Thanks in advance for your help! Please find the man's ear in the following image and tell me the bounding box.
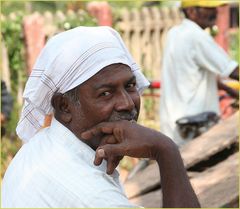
[51,93,72,124]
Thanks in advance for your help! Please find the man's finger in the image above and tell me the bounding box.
[113,127,124,143]
[94,135,119,167]
[106,156,116,175]
[100,144,125,160]
[107,156,123,175]
[100,135,117,145]
[81,122,117,139]
[94,148,105,166]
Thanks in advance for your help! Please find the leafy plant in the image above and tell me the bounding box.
[229,29,239,62]
[2,13,26,93]
[56,9,97,31]
[1,12,27,135]
[1,136,22,178]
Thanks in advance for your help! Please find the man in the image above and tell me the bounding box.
[160,0,239,146]
[2,26,200,208]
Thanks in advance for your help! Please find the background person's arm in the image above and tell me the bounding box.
[81,121,201,208]
[194,32,238,78]
[217,79,239,99]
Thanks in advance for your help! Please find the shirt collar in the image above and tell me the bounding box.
[48,117,119,178]
[183,18,203,30]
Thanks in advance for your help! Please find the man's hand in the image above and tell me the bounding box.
[81,120,167,174]
[81,120,201,208]
[81,120,167,158]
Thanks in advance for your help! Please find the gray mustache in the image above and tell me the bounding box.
[108,109,138,122]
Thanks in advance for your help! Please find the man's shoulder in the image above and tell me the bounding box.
[173,19,205,35]
[168,19,201,40]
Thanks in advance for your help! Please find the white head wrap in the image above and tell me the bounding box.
[16,26,149,143]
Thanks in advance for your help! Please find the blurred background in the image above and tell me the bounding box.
[1,1,239,202]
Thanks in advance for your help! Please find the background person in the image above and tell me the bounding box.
[160,0,239,146]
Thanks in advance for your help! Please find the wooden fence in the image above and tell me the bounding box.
[116,6,183,80]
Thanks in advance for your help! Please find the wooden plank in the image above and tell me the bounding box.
[124,169,199,200]
[124,112,238,198]
[124,162,160,198]
[191,153,239,208]
[126,171,200,207]
[131,189,162,208]
[180,111,238,168]
[130,152,239,208]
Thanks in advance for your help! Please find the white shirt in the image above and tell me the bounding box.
[160,19,238,146]
[2,118,139,208]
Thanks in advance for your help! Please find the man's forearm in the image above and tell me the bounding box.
[155,138,200,208]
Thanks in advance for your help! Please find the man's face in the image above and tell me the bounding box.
[188,7,218,29]
[70,63,141,149]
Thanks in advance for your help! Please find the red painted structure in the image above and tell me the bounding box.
[23,14,45,76]
[87,1,112,26]
[215,4,230,52]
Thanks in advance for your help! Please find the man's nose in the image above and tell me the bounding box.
[115,90,135,112]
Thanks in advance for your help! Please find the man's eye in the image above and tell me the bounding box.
[100,91,111,97]
[126,82,136,89]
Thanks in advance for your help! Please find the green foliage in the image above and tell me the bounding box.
[1,136,22,178]
[1,13,27,135]
[144,96,154,116]
[110,1,142,9]
[2,1,61,15]
[5,99,21,135]
[229,30,239,63]
[1,13,26,94]
[56,10,97,31]
[120,156,135,171]
[1,1,26,15]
